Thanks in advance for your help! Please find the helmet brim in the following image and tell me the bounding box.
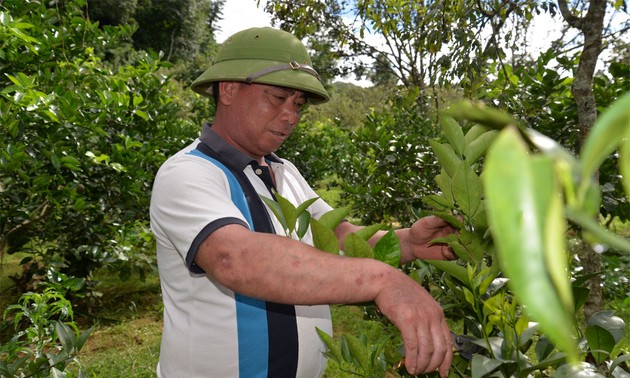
[191,59,330,105]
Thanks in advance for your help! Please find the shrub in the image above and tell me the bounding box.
[0,0,197,290]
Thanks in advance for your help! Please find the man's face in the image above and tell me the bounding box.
[225,82,307,159]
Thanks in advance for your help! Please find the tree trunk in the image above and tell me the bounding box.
[557,0,607,320]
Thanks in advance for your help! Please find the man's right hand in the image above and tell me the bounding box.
[374,271,453,377]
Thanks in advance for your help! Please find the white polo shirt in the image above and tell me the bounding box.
[150,126,334,378]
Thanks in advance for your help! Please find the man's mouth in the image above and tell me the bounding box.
[271,131,288,137]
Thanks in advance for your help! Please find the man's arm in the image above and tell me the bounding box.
[194,223,453,377]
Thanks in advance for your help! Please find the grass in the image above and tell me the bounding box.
[75,317,161,377]
[63,270,163,377]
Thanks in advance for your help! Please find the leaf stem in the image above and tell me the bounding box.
[565,208,630,254]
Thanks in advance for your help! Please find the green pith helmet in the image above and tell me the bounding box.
[191,27,330,104]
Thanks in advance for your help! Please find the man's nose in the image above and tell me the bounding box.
[280,102,301,125]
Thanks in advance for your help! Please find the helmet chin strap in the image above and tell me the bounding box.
[244,61,321,83]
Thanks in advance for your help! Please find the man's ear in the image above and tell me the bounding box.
[218,82,239,105]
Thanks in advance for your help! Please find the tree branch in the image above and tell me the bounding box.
[558,0,583,29]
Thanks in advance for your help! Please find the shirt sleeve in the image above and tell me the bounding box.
[150,152,250,273]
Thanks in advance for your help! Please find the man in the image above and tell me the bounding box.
[150,27,456,378]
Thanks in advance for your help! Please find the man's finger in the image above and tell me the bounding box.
[439,321,454,377]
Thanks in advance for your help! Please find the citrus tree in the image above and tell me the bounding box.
[0,0,198,290]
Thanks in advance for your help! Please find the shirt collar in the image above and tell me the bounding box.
[199,123,283,170]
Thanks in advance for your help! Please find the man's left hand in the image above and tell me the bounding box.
[403,215,458,262]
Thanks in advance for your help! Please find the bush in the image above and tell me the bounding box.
[341,88,441,226]
[0,0,197,290]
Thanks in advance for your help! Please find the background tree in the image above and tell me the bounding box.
[0,0,201,291]
[265,0,549,107]
[86,0,224,63]
[85,0,138,26]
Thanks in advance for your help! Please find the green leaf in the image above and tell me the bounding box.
[429,141,461,177]
[443,100,521,130]
[354,223,385,241]
[344,233,373,259]
[276,194,299,233]
[434,170,455,206]
[580,92,630,182]
[426,260,471,289]
[452,162,482,217]
[422,210,464,232]
[296,211,311,240]
[76,327,94,351]
[440,116,465,155]
[459,229,488,263]
[587,310,625,344]
[470,202,488,230]
[343,334,369,370]
[261,195,288,232]
[534,336,555,362]
[295,197,319,217]
[585,325,615,365]
[55,321,74,352]
[542,163,574,317]
[373,230,401,267]
[110,162,126,172]
[465,129,497,164]
[310,218,340,254]
[483,126,578,363]
[133,94,144,106]
[60,155,81,171]
[316,327,343,363]
[422,194,452,211]
[464,124,490,145]
[276,195,318,237]
[463,287,475,307]
[340,336,352,364]
[471,354,503,378]
[318,206,351,231]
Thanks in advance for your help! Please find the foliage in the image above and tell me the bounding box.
[278,118,354,185]
[478,49,630,223]
[1,286,93,377]
[266,1,560,100]
[428,96,629,376]
[85,0,223,63]
[340,88,441,226]
[268,95,630,377]
[0,0,197,291]
[301,82,395,131]
[279,81,396,188]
